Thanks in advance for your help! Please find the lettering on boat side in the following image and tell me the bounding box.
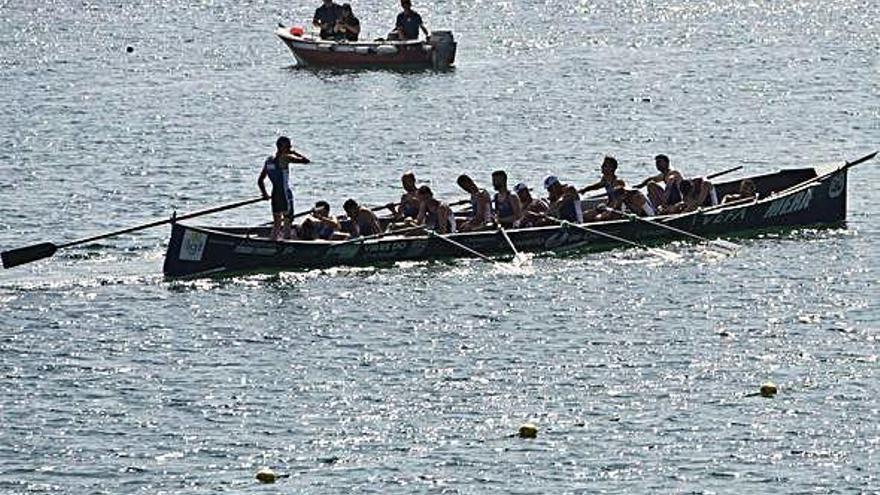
[827,174,845,199]
[179,230,208,261]
[763,189,813,219]
[702,208,747,226]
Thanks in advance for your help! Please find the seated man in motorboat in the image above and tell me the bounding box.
[666,178,718,213]
[456,174,493,232]
[342,198,382,237]
[514,182,551,227]
[414,185,456,234]
[300,200,349,240]
[491,170,523,228]
[636,154,684,212]
[544,175,583,223]
[332,3,361,41]
[313,0,342,40]
[386,171,421,220]
[390,0,429,40]
[721,179,757,204]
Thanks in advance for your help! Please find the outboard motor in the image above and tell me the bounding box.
[428,31,456,69]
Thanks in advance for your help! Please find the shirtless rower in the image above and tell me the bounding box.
[386,171,421,220]
[300,200,349,240]
[257,136,311,240]
[342,198,382,237]
[544,175,583,223]
[666,177,717,213]
[514,182,550,227]
[579,155,627,221]
[637,154,683,213]
[456,174,493,232]
[491,170,523,228]
[415,185,456,234]
[597,185,656,220]
[721,179,757,204]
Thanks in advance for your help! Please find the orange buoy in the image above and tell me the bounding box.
[290,26,304,36]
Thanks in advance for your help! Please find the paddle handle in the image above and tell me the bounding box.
[58,197,266,249]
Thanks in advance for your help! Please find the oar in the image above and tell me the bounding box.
[603,207,739,252]
[497,226,529,266]
[425,229,502,266]
[539,213,682,261]
[1,197,267,269]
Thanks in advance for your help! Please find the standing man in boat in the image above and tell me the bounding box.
[313,0,342,40]
[544,175,583,223]
[391,0,429,40]
[491,170,523,228]
[257,136,311,240]
[456,174,493,232]
[636,154,683,212]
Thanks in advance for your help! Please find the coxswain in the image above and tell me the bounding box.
[257,136,310,240]
[514,182,550,227]
[387,171,421,220]
[637,154,684,212]
[667,177,718,213]
[456,174,493,232]
[544,175,583,223]
[415,185,456,234]
[721,179,757,204]
[313,0,342,40]
[491,170,523,228]
[342,199,382,237]
[391,0,429,40]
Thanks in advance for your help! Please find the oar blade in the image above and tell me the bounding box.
[1,242,58,269]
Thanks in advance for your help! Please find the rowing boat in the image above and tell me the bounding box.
[162,156,869,279]
[274,27,456,70]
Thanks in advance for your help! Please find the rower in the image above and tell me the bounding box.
[514,182,550,227]
[667,177,717,213]
[637,154,683,212]
[597,186,656,220]
[415,185,456,234]
[257,136,311,240]
[544,175,583,223]
[387,171,421,220]
[491,170,523,228]
[391,0,429,40]
[721,179,757,204]
[313,0,342,40]
[456,174,493,232]
[578,155,625,197]
[305,200,348,240]
[342,199,382,237]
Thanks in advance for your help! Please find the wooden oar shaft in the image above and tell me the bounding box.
[427,230,497,264]
[603,207,720,245]
[58,197,266,249]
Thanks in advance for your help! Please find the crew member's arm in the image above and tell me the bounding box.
[510,194,523,227]
[416,201,428,225]
[636,173,662,189]
[257,165,269,199]
[284,149,310,164]
[313,10,323,29]
[419,19,429,38]
[368,211,382,235]
[437,205,451,234]
[577,180,604,195]
[693,181,710,207]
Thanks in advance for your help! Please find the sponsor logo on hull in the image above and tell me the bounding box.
[764,189,812,219]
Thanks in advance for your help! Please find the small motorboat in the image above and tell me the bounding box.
[274,26,456,70]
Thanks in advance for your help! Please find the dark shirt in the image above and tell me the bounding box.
[314,4,342,39]
[395,10,423,40]
[339,15,359,41]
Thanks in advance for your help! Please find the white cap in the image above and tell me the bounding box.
[544,175,560,190]
[514,182,529,193]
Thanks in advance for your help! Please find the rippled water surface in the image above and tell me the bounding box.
[1,1,878,493]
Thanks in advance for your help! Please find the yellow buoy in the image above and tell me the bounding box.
[255,467,277,484]
[518,422,538,439]
[760,382,778,398]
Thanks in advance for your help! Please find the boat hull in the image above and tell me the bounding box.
[275,28,456,70]
[162,165,851,279]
